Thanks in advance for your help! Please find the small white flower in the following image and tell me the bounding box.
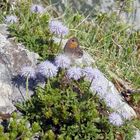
[30,4,45,14]
[109,112,123,126]
[55,54,71,69]
[49,20,69,36]
[5,15,18,24]
[67,67,82,80]
[20,66,36,79]
[37,60,58,78]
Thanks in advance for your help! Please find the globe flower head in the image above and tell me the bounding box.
[104,93,119,108]
[67,67,82,80]
[5,15,18,24]
[37,60,58,78]
[30,4,45,14]
[55,54,71,69]
[20,66,36,79]
[109,112,123,126]
[90,68,108,98]
[49,20,69,36]
[83,67,95,81]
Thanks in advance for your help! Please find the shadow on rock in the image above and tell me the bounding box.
[11,74,46,103]
[11,74,37,91]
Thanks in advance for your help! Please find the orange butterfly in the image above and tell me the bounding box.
[64,37,83,58]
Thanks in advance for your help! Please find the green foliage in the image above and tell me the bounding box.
[7,1,60,60]
[0,0,11,15]
[17,77,100,139]
[64,8,140,105]
[0,112,40,139]
[13,71,135,139]
[65,8,140,87]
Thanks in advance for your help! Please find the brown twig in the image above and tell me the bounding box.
[0,113,11,120]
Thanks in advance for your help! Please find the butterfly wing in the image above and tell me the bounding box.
[74,46,83,58]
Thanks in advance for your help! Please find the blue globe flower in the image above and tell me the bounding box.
[67,67,82,80]
[37,60,58,78]
[55,54,71,69]
[49,20,69,36]
[109,112,123,126]
[30,4,45,14]
[20,66,36,79]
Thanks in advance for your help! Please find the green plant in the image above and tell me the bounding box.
[13,69,135,140]
[0,1,140,139]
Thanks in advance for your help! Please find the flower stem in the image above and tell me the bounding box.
[26,76,33,106]
[26,76,29,99]
[58,34,63,49]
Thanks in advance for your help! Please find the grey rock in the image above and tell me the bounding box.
[0,25,39,114]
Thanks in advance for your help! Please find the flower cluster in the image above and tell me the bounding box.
[84,67,107,97]
[55,54,71,69]
[104,93,119,108]
[67,67,82,80]
[37,60,58,78]
[108,110,132,126]
[5,15,18,24]
[83,67,95,81]
[20,53,71,80]
[49,20,69,36]
[20,66,36,79]
[20,61,58,80]
[19,59,132,128]
[30,4,45,14]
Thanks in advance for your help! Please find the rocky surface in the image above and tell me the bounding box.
[0,24,39,114]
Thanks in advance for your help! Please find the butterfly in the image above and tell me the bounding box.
[64,37,83,58]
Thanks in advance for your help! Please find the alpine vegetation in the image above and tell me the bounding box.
[67,67,83,80]
[20,66,36,79]
[55,54,71,69]
[1,1,139,139]
[49,20,69,36]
